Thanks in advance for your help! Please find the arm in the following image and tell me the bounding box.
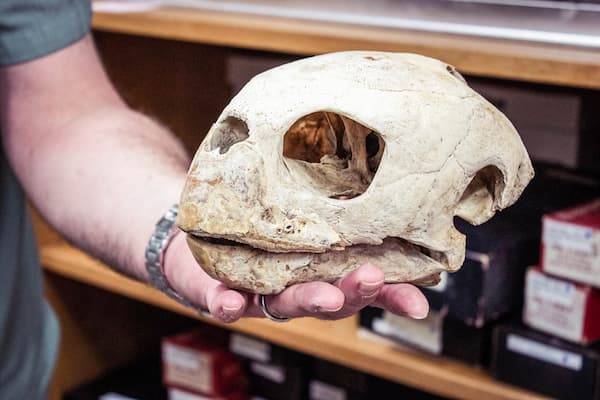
[0,34,428,322]
[0,34,185,281]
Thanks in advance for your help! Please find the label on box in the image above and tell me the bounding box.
[372,309,443,354]
[506,334,583,371]
[309,380,347,400]
[528,269,577,306]
[99,394,137,400]
[250,362,285,384]
[543,216,600,287]
[163,343,213,393]
[525,270,586,342]
[230,333,271,362]
[169,388,213,400]
[543,219,595,253]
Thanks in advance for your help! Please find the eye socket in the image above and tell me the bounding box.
[283,111,385,200]
[208,116,249,154]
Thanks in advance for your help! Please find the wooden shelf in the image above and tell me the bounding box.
[93,6,600,89]
[41,242,548,400]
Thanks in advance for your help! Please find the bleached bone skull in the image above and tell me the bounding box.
[178,51,533,295]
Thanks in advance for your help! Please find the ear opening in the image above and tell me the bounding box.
[455,165,505,225]
[283,112,385,200]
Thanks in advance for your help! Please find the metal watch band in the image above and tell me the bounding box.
[145,204,192,307]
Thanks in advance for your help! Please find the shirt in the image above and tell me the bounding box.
[0,1,91,398]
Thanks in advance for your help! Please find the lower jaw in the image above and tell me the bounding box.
[186,234,449,295]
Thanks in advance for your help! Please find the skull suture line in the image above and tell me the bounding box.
[178,51,534,294]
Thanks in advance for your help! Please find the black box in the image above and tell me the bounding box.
[244,360,306,400]
[423,213,538,327]
[492,324,600,400]
[423,163,600,327]
[467,79,600,174]
[312,359,369,395]
[64,356,166,400]
[309,359,447,400]
[229,332,309,400]
[359,307,499,366]
[505,163,600,227]
[229,332,306,366]
[366,376,448,400]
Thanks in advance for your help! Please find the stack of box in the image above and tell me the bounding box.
[161,327,247,400]
[492,199,600,400]
[360,210,539,366]
[307,359,446,400]
[360,164,600,367]
[228,332,308,400]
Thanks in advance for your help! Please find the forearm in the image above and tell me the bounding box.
[18,106,189,280]
[0,34,190,281]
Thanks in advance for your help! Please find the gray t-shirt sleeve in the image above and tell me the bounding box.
[0,0,92,66]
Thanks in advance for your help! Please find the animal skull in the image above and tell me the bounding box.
[178,51,534,294]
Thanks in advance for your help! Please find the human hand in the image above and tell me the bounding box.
[164,231,429,323]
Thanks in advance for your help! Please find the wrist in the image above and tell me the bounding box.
[145,204,191,307]
[163,228,187,291]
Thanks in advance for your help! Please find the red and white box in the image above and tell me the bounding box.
[523,267,600,344]
[541,199,600,288]
[162,328,245,396]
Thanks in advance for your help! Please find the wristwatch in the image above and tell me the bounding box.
[145,204,192,307]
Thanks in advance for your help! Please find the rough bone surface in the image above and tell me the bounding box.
[178,51,534,294]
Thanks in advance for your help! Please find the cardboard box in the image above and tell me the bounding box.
[162,328,244,396]
[359,307,497,366]
[492,324,600,400]
[541,199,600,287]
[524,266,600,345]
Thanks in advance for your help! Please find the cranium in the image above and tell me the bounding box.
[178,51,533,294]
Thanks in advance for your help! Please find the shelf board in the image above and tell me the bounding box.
[92,6,600,89]
[41,242,548,400]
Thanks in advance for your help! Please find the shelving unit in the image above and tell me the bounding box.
[41,241,546,400]
[39,4,599,399]
[92,6,600,89]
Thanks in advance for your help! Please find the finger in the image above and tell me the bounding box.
[330,263,385,318]
[255,281,345,320]
[372,283,429,319]
[204,283,249,323]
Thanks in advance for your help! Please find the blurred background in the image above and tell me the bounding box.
[40,1,600,399]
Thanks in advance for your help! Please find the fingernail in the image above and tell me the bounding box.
[222,304,242,316]
[358,280,383,296]
[312,302,343,313]
[409,309,429,320]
